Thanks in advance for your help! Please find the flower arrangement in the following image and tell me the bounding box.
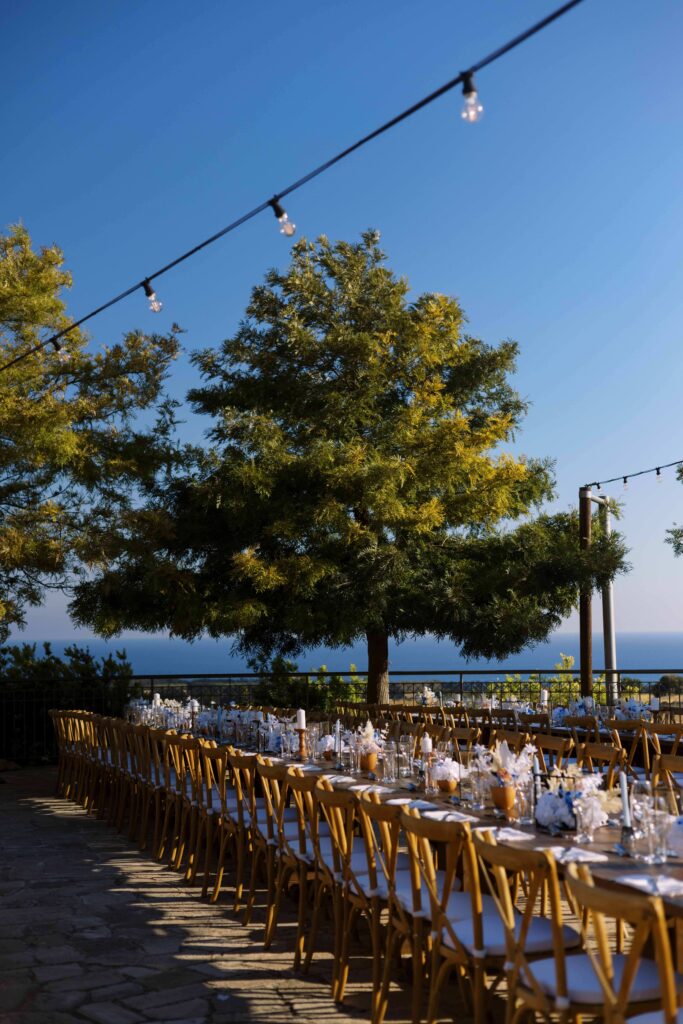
[614,698,651,721]
[358,720,381,755]
[432,758,469,782]
[474,741,536,787]
[317,734,335,756]
[418,686,439,706]
[534,766,606,831]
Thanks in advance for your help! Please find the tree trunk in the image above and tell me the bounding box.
[366,631,389,705]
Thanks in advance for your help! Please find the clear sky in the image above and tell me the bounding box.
[2,0,683,640]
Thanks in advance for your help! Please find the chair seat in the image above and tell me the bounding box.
[530,953,667,1004]
[442,914,580,960]
[394,871,496,920]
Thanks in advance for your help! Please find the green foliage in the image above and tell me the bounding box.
[249,653,366,711]
[0,225,180,638]
[653,674,683,697]
[0,640,131,682]
[69,232,628,702]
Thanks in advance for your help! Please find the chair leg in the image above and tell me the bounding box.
[211,830,231,904]
[243,844,261,925]
[376,923,399,1024]
[426,954,452,1024]
[264,858,286,949]
[334,899,356,1003]
[302,876,324,973]
[233,830,247,912]
[293,862,308,971]
[201,817,215,899]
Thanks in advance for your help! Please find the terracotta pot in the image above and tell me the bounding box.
[490,785,517,815]
[437,779,458,794]
[360,752,378,772]
[323,750,334,761]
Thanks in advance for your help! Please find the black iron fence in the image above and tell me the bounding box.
[2,667,683,764]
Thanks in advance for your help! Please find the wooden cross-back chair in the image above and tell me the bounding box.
[534,732,574,773]
[399,811,508,1024]
[472,836,583,1024]
[563,865,680,1024]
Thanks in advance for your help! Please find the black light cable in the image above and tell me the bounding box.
[585,458,683,491]
[0,0,586,375]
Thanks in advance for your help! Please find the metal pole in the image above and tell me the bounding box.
[599,499,618,706]
[579,486,593,697]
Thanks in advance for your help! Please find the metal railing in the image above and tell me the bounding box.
[2,666,683,764]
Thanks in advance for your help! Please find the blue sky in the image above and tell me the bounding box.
[2,0,683,640]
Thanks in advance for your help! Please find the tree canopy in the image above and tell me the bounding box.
[0,224,179,639]
[70,232,627,701]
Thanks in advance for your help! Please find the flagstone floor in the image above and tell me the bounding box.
[0,768,468,1024]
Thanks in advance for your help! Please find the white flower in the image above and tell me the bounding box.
[535,792,575,830]
[317,734,335,754]
[433,758,469,782]
[574,793,608,831]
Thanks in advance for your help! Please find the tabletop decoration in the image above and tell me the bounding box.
[535,765,605,832]
[613,697,652,721]
[417,685,439,706]
[358,720,381,772]
[473,740,536,814]
[317,734,336,760]
[432,756,469,794]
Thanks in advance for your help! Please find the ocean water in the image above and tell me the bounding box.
[12,632,683,678]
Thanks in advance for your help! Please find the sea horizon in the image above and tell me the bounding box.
[7,630,683,677]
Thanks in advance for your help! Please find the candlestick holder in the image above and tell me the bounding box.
[296,728,307,762]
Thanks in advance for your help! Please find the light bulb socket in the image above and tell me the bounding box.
[143,279,156,298]
[462,71,477,98]
[51,339,63,354]
[269,198,287,220]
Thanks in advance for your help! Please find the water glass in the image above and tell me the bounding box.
[383,741,398,783]
[515,778,535,825]
[398,735,413,777]
[306,724,319,763]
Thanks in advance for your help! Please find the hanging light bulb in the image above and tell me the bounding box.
[268,198,296,237]
[623,476,629,491]
[461,71,484,123]
[143,279,163,313]
[656,467,662,484]
[52,340,70,363]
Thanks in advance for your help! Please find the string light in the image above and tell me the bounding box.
[0,0,586,376]
[585,457,683,490]
[143,280,163,314]
[461,72,484,123]
[268,199,296,237]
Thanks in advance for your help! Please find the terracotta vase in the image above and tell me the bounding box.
[490,784,517,816]
[360,752,378,773]
[437,779,458,794]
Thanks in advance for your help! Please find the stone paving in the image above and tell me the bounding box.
[0,769,433,1024]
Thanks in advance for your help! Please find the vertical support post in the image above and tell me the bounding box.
[599,499,619,706]
[579,486,593,697]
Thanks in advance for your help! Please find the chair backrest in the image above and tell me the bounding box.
[356,792,404,904]
[283,767,321,863]
[227,750,258,828]
[643,721,683,760]
[564,865,677,1024]
[256,757,289,846]
[198,741,229,816]
[490,729,531,754]
[576,741,624,788]
[315,777,361,889]
[534,733,573,772]
[473,833,572,1013]
[491,709,518,731]
[519,712,550,734]
[564,715,601,746]
[399,809,481,953]
[447,725,480,753]
[651,753,683,798]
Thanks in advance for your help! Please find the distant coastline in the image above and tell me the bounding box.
[8,631,683,677]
